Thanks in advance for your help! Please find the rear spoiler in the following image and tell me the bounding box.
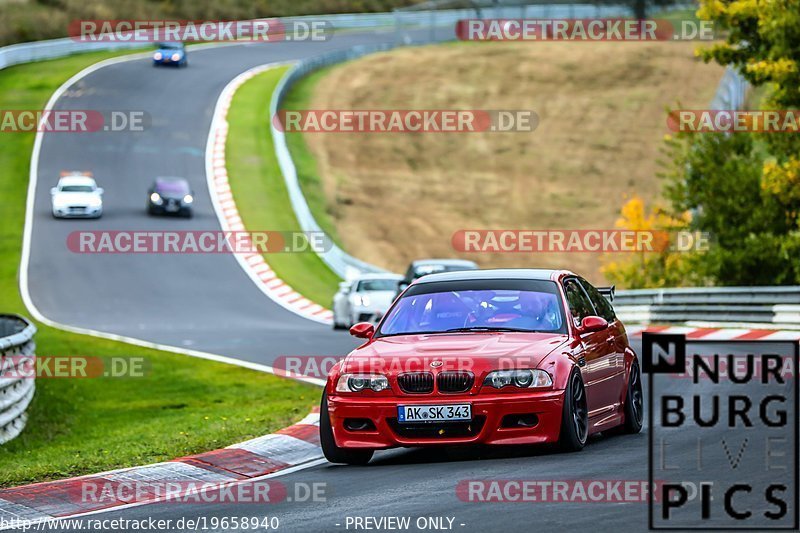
[597,285,615,302]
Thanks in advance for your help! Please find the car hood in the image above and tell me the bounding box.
[52,192,100,206]
[342,332,568,374]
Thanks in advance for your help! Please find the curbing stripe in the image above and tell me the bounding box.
[0,413,322,524]
[179,449,290,478]
[627,325,800,341]
[0,498,50,522]
[204,62,336,325]
[231,434,321,466]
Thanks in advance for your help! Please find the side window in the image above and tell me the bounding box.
[563,279,595,325]
[579,278,616,322]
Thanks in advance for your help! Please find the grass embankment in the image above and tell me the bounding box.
[225,66,342,306]
[0,51,316,488]
[277,40,726,285]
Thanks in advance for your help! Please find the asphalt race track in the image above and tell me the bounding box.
[36,340,797,533]
[26,34,409,364]
[26,32,798,533]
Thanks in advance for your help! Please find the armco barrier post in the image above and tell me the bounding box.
[0,315,36,444]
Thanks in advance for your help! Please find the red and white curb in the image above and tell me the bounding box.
[205,63,333,325]
[626,324,800,341]
[0,411,322,526]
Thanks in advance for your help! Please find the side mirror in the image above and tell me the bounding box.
[580,315,609,333]
[338,281,351,292]
[349,322,375,339]
[50,187,57,195]
[96,188,104,195]
[397,282,409,292]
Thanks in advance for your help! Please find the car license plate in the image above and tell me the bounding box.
[397,404,471,423]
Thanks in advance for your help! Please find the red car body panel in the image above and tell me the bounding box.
[325,269,637,450]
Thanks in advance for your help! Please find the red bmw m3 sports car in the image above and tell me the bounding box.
[321,269,643,465]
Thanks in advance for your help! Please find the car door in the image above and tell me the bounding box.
[562,278,617,416]
[579,278,626,391]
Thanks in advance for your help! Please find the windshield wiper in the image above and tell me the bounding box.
[442,326,530,333]
[377,327,538,338]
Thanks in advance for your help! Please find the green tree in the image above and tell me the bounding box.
[661,130,798,284]
[654,0,800,286]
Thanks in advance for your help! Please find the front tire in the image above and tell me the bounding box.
[558,369,588,452]
[320,391,373,465]
[622,361,644,434]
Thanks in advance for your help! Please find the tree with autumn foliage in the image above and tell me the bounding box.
[602,196,704,288]
[694,0,799,283]
[624,0,800,287]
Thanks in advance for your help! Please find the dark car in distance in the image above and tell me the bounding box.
[395,258,479,297]
[148,177,194,217]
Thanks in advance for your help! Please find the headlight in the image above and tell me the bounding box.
[335,373,389,393]
[154,52,162,60]
[183,194,193,204]
[150,192,162,205]
[353,294,371,307]
[483,369,552,389]
[171,53,181,61]
[89,197,102,207]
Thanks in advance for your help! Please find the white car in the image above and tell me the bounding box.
[51,173,104,219]
[332,273,403,330]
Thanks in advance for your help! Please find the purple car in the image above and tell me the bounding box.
[147,177,194,217]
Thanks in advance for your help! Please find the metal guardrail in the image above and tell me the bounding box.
[711,66,748,111]
[613,287,800,326]
[0,315,36,445]
[271,44,400,279]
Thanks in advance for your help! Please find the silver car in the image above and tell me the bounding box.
[332,273,403,330]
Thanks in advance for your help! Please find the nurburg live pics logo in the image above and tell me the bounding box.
[643,333,799,530]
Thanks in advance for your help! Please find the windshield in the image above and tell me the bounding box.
[156,180,190,195]
[378,279,565,336]
[60,185,94,193]
[356,279,398,292]
[158,43,183,50]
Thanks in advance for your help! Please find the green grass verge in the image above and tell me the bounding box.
[0,51,316,488]
[280,67,344,249]
[225,67,342,306]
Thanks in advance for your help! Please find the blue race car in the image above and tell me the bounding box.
[153,42,187,67]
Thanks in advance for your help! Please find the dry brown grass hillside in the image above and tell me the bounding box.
[295,40,725,284]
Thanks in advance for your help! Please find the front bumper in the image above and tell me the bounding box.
[350,308,384,324]
[328,390,565,449]
[148,199,191,215]
[53,206,102,218]
[153,57,183,66]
